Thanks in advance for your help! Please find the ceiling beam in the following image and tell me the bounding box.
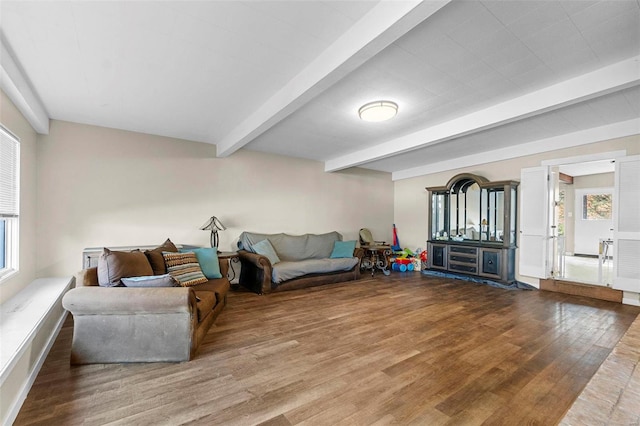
[215,0,452,157]
[391,119,639,181]
[559,173,574,184]
[0,32,49,134]
[325,56,640,172]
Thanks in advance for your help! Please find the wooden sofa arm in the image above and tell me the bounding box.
[237,250,273,294]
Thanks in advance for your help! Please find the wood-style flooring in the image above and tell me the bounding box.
[15,274,640,425]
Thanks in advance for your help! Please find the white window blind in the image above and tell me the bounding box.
[0,125,20,218]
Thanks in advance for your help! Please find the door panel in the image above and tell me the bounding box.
[519,166,553,279]
[613,155,640,292]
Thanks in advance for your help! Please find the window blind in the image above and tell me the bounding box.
[0,125,20,218]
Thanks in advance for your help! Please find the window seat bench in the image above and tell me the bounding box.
[1,277,74,425]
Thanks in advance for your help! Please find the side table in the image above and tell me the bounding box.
[361,245,392,277]
[218,251,240,284]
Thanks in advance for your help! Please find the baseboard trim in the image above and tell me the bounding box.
[5,310,68,426]
[622,292,640,306]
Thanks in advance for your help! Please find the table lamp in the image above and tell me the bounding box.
[200,216,226,249]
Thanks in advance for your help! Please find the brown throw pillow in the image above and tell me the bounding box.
[97,248,154,287]
[144,238,178,275]
[162,251,208,287]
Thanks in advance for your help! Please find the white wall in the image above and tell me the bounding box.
[35,120,394,277]
[393,135,640,284]
[0,90,38,304]
[573,177,615,255]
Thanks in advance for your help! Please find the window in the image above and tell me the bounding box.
[582,193,612,220]
[557,189,565,235]
[0,124,19,280]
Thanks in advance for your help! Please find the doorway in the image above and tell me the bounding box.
[555,161,615,286]
[521,152,640,304]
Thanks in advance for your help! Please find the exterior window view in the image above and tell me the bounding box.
[1,1,639,425]
[583,193,613,220]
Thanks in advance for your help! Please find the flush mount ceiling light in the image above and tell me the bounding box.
[358,100,398,122]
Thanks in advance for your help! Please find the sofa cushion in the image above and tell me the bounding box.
[252,239,281,265]
[98,248,154,287]
[121,274,178,288]
[180,247,222,279]
[193,291,217,323]
[163,252,208,287]
[193,279,230,304]
[272,257,358,284]
[238,231,342,262]
[144,238,178,275]
[330,240,357,258]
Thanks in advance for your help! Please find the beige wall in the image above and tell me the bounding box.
[394,135,640,282]
[0,91,38,304]
[36,120,394,277]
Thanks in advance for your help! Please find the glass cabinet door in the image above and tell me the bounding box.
[465,183,481,241]
[431,192,448,240]
[481,188,505,242]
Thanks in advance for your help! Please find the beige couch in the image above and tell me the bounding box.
[62,241,230,363]
[237,231,364,294]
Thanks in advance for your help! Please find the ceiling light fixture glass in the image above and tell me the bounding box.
[358,100,398,122]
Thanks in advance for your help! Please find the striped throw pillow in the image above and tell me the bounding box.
[162,251,208,287]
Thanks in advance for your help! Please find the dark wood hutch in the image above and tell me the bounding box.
[426,173,519,283]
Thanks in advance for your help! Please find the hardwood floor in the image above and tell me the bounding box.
[15,274,640,425]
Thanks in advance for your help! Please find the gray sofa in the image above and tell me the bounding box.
[237,231,364,294]
[62,241,230,364]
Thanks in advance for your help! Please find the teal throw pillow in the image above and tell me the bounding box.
[330,240,357,258]
[252,239,281,265]
[180,247,222,279]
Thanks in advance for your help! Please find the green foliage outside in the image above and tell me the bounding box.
[583,194,612,220]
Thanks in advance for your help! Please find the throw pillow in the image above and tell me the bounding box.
[252,239,281,265]
[97,248,154,287]
[121,274,178,287]
[330,240,357,258]
[162,251,208,287]
[144,238,178,275]
[180,248,222,279]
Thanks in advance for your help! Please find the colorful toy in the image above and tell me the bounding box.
[391,224,401,251]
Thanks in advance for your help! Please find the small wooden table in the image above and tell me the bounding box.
[361,245,392,277]
[218,251,240,283]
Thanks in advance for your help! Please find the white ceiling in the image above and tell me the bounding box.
[559,159,614,177]
[1,0,639,180]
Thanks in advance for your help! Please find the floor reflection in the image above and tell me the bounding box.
[560,255,613,286]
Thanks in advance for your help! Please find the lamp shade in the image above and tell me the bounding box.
[200,216,226,231]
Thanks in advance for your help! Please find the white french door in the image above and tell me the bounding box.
[612,155,640,293]
[519,166,558,279]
